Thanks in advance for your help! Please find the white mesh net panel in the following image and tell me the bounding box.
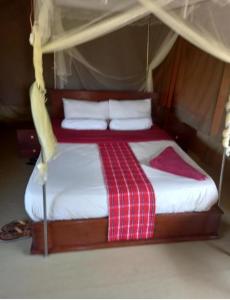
[31,0,230,172]
[54,18,176,91]
[34,0,230,90]
[35,0,230,63]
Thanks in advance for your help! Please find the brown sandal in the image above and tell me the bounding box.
[1,219,30,233]
[0,230,22,241]
[0,220,32,241]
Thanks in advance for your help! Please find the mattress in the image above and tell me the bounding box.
[25,140,218,221]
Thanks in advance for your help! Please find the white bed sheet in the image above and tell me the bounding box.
[25,140,218,221]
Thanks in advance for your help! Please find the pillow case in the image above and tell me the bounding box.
[109,117,153,131]
[63,98,109,119]
[61,118,108,130]
[109,99,151,119]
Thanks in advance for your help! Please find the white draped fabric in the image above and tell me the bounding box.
[54,22,177,91]
[30,0,230,180]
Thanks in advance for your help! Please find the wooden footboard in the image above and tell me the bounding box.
[31,205,222,255]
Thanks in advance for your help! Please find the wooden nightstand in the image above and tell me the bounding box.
[166,121,196,152]
[155,106,196,152]
[17,128,40,158]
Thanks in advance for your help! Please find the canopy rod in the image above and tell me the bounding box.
[218,150,226,208]
[41,150,48,257]
[183,0,189,19]
[29,0,34,30]
[146,15,151,76]
[218,93,230,207]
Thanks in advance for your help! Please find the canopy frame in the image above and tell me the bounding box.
[29,0,230,256]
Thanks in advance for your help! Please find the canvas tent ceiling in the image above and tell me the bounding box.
[30,0,230,180]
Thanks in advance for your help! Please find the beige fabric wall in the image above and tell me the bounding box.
[153,37,227,152]
[174,40,224,136]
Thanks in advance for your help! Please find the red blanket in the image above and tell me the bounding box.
[99,142,155,241]
[150,146,206,180]
[52,119,172,143]
[52,119,169,241]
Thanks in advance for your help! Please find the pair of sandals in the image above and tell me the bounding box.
[0,220,32,241]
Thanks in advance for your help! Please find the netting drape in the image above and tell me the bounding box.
[31,0,230,180]
[54,19,177,91]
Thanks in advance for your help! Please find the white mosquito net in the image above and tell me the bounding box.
[30,0,230,180]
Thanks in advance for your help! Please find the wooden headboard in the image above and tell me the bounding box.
[48,89,159,119]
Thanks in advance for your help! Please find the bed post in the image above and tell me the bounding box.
[218,150,226,207]
[41,151,48,257]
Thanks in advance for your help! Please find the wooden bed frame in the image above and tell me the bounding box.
[31,89,222,255]
[48,89,159,119]
[32,206,222,254]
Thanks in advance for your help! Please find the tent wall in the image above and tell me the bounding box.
[0,0,54,122]
[0,0,33,121]
[153,37,230,169]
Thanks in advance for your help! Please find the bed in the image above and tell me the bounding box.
[26,90,222,254]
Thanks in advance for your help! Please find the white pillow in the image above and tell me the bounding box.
[63,98,109,119]
[109,118,153,131]
[109,99,151,119]
[61,119,108,130]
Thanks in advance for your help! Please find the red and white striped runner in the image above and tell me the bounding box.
[99,142,155,241]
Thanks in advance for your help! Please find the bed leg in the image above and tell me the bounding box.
[41,151,48,257]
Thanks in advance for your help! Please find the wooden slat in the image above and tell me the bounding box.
[48,89,158,118]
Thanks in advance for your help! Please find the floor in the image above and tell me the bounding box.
[1,127,230,298]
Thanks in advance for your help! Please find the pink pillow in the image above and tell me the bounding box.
[150,146,206,180]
